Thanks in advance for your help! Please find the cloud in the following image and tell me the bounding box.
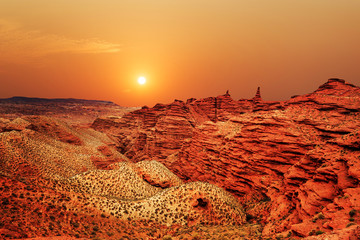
[0,19,121,64]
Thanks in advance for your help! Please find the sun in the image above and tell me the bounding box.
[137,76,146,85]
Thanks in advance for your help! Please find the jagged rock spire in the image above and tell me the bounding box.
[252,87,262,101]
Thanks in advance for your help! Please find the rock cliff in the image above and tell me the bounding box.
[92,78,360,238]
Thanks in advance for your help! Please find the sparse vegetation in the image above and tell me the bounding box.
[349,209,357,217]
[346,222,356,228]
[315,230,324,235]
[312,212,325,222]
[246,213,255,222]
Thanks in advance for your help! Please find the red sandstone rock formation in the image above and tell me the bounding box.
[25,116,83,145]
[92,78,360,238]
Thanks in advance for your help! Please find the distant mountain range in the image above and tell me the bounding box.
[0,96,115,105]
[0,96,136,124]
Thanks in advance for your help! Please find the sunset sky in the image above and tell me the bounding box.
[0,0,359,107]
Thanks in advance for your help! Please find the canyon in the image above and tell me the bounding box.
[1,78,359,239]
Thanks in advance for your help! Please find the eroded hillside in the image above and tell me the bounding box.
[0,107,250,239]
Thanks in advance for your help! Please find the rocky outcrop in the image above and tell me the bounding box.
[134,160,183,188]
[93,100,197,161]
[171,79,360,237]
[252,87,262,102]
[288,78,360,113]
[91,78,360,238]
[91,89,267,161]
[24,116,83,145]
[303,224,360,240]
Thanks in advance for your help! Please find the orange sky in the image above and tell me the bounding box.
[0,0,359,107]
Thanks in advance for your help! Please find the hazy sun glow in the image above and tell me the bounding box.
[138,76,146,85]
[0,1,359,107]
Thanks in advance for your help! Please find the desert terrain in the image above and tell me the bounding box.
[0,78,359,239]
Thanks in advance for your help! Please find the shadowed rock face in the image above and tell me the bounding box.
[92,78,360,237]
